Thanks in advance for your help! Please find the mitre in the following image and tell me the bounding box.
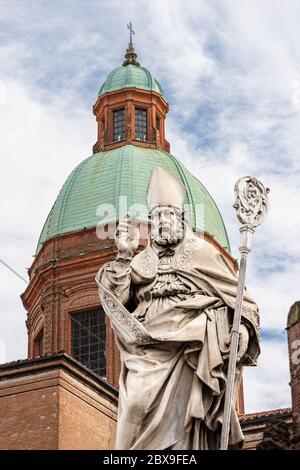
[146,167,186,210]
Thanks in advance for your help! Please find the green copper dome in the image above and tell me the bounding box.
[98,65,164,97]
[36,145,230,254]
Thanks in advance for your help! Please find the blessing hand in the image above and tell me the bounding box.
[115,215,140,260]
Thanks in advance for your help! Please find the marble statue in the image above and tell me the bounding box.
[96,168,260,450]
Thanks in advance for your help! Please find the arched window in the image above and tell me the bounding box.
[113,108,125,141]
[156,114,160,132]
[34,328,44,357]
[70,309,106,377]
[135,108,148,141]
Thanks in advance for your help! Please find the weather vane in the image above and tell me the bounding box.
[127,21,135,45]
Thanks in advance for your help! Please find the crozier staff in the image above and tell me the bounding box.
[220,176,269,450]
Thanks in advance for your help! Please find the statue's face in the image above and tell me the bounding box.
[150,205,184,246]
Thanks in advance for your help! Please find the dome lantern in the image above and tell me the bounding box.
[93,30,169,154]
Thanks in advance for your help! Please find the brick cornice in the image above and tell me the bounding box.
[240,408,292,424]
[0,352,118,405]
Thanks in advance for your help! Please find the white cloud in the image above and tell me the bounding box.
[243,339,290,412]
[0,339,6,363]
[0,79,93,362]
[0,0,299,413]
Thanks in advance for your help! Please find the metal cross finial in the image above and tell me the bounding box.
[127,22,135,45]
[123,22,140,66]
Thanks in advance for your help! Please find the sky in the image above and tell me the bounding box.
[0,0,300,413]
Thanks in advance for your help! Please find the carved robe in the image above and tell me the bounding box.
[96,227,260,450]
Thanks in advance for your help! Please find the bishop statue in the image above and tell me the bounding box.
[96,168,260,450]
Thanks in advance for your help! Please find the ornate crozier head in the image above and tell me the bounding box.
[146,168,186,247]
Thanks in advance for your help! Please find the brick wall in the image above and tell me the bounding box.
[0,353,117,450]
[0,373,59,450]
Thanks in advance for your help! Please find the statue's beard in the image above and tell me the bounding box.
[154,235,179,246]
[151,224,183,246]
